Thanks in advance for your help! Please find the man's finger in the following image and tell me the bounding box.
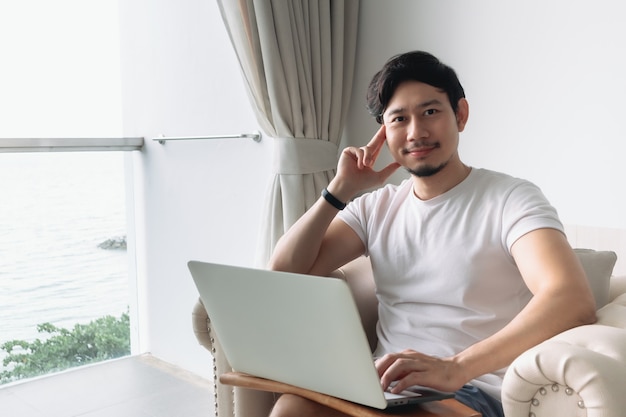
[365,125,387,152]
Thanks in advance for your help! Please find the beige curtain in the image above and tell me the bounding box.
[217,0,360,266]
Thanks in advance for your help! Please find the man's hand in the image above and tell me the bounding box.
[329,125,401,202]
[375,349,467,394]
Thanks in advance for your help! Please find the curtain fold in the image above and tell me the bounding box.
[217,0,360,266]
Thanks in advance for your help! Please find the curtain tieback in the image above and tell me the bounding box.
[272,137,339,175]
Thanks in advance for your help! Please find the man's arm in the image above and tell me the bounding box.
[267,199,365,277]
[268,125,400,276]
[377,228,597,393]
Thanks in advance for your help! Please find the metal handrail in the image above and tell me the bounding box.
[153,132,262,144]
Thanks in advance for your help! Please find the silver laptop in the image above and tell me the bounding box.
[188,261,454,409]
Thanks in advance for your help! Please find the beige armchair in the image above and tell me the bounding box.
[192,250,626,417]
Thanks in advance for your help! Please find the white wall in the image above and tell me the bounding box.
[346,0,626,230]
[118,0,271,377]
[118,0,626,376]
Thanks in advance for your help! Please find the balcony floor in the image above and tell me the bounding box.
[0,354,215,417]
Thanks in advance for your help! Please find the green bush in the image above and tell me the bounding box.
[1,311,130,384]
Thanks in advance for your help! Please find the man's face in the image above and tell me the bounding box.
[382,81,467,178]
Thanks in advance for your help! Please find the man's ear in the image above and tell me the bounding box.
[456,98,469,132]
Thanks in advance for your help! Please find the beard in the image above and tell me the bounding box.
[406,160,448,177]
[401,141,449,178]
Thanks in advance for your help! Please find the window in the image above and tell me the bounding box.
[0,1,140,383]
[0,151,134,383]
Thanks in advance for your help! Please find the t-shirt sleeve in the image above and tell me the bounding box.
[502,181,564,251]
[337,192,370,254]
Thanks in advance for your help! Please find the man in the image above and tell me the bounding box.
[267,51,596,417]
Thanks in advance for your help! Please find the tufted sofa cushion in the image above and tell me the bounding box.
[573,248,617,309]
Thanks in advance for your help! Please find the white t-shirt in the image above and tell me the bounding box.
[337,168,563,400]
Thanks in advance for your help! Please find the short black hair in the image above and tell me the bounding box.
[366,51,466,124]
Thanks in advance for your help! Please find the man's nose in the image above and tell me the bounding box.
[407,118,427,141]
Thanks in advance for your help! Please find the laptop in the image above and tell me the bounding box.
[188,261,454,409]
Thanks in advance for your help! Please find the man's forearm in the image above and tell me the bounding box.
[267,195,343,274]
[453,287,596,385]
[267,129,399,275]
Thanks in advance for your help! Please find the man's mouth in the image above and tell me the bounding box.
[402,143,439,157]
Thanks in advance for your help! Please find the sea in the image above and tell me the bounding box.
[0,152,129,357]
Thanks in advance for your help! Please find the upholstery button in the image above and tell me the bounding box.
[578,400,586,409]
[551,384,560,392]
[565,387,574,395]
[539,387,547,396]
[531,398,540,406]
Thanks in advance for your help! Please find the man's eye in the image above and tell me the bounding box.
[424,109,438,116]
[392,116,406,122]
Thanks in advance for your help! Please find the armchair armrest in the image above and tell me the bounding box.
[502,288,626,417]
[192,298,213,351]
[192,297,275,417]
